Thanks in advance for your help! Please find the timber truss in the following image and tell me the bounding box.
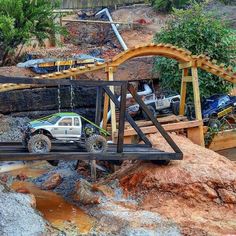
[0,77,183,162]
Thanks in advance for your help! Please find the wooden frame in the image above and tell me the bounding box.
[0,76,183,162]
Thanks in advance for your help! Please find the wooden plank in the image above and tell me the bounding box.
[124,115,187,128]
[191,67,205,146]
[0,152,182,161]
[120,120,203,137]
[208,130,236,151]
[182,76,192,82]
[62,19,135,25]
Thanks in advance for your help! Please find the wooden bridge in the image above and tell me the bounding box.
[0,43,235,147]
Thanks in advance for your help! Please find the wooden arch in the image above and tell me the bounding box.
[109,43,192,67]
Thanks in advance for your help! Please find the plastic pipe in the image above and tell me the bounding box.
[96,8,128,51]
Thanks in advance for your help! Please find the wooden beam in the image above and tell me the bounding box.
[179,68,188,116]
[191,67,205,146]
[182,76,192,82]
[102,93,110,130]
[62,18,135,25]
[118,120,203,137]
[107,67,117,140]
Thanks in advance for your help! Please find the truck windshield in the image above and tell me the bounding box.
[47,116,61,124]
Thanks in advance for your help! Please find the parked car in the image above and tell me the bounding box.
[127,90,181,118]
[21,112,109,154]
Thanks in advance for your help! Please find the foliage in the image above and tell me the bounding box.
[153,2,236,100]
[0,0,64,66]
[151,0,196,12]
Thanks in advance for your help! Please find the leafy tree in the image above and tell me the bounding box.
[0,0,64,66]
[153,2,236,100]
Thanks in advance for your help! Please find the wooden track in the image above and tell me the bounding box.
[0,43,235,92]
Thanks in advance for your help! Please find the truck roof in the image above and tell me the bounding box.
[54,112,80,117]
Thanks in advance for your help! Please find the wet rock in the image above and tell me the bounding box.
[217,188,236,204]
[41,173,62,190]
[73,179,101,205]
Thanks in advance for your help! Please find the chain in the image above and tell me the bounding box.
[57,63,61,112]
[70,60,75,111]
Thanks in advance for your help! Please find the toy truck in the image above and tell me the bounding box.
[127,90,181,118]
[21,112,109,154]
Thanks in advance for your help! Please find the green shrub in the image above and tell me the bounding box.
[151,0,193,12]
[153,2,236,100]
[0,0,65,66]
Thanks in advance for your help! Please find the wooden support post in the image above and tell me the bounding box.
[91,86,103,181]
[179,68,189,115]
[191,67,205,146]
[107,67,117,141]
[102,93,109,130]
[117,83,127,153]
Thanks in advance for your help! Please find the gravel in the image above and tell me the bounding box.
[0,183,46,236]
[0,116,29,142]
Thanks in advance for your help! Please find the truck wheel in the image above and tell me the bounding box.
[208,119,221,129]
[85,134,107,153]
[171,101,180,115]
[142,105,156,120]
[28,134,51,154]
[47,160,59,166]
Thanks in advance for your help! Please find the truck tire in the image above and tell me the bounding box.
[28,134,51,154]
[171,101,180,115]
[142,105,156,120]
[85,134,107,153]
[47,160,59,166]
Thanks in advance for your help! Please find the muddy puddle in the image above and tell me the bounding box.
[3,162,94,234]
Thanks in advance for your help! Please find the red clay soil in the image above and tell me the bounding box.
[113,133,236,235]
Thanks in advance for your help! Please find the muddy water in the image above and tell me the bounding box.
[6,163,93,234]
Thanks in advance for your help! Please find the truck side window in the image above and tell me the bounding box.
[74,117,80,126]
[58,118,72,126]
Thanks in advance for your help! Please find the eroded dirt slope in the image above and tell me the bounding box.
[112,134,236,235]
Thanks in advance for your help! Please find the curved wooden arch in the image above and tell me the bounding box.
[0,43,235,93]
[109,43,193,67]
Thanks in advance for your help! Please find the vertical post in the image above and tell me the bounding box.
[91,86,103,182]
[107,67,117,141]
[102,93,109,130]
[179,68,188,116]
[117,83,127,153]
[191,67,205,146]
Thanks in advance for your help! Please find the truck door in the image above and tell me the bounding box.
[68,117,82,138]
[52,117,73,138]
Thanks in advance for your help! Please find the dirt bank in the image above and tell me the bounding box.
[111,133,236,235]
